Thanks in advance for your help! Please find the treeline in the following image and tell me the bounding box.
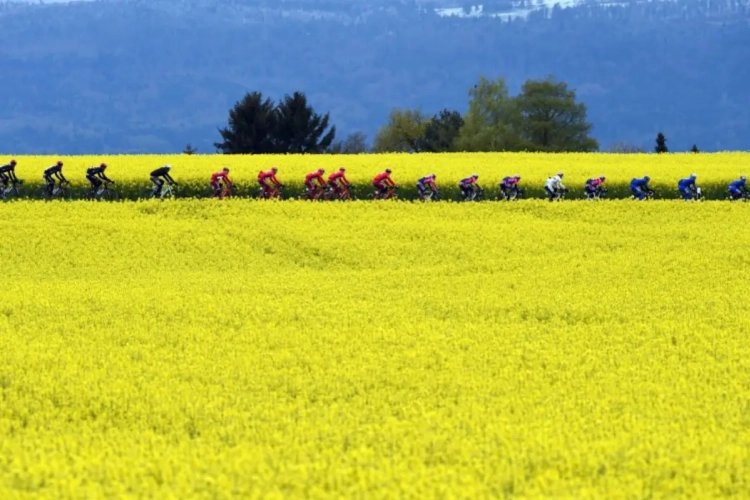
[215,76,599,155]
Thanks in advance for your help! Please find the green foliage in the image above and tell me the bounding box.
[183,144,198,155]
[516,78,599,152]
[422,110,464,153]
[691,144,700,153]
[275,92,336,153]
[329,132,369,154]
[372,109,429,153]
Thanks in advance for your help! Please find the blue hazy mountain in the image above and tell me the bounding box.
[1,0,748,153]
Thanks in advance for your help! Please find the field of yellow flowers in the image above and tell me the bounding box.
[2,197,750,497]
[5,152,750,199]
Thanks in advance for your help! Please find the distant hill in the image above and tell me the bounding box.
[1,0,749,153]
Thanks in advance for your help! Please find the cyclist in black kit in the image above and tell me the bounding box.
[43,161,68,196]
[150,165,177,198]
[86,163,114,196]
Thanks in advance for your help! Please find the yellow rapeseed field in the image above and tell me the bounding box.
[2,195,750,497]
[5,153,749,198]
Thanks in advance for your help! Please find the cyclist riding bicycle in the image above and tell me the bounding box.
[677,173,699,200]
[258,167,282,197]
[499,175,521,199]
[150,164,176,198]
[585,176,606,200]
[210,167,233,198]
[43,161,68,196]
[327,167,352,198]
[630,176,652,200]
[86,163,113,196]
[459,174,481,200]
[0,159,19,194]
[373,169,396,198]
[417,173,438,199]
[729,176,748,200]
[304,168,326,198]
[544,172,566,201]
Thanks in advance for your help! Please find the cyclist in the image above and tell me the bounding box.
[86,163,113,196]
[677,173,699,200]
[544,172,566,201]
[304,168,326,198]
[150,164,176,198]
[585,176,606,200]
[43,161,68,196]
[373,169,396,198]
[459,174,481,200]
[499,175,521,200]
[630,176,652,200]
[327,167,352,198]
[210,167,233,198]
[258,167,282,198]
[0,159,19,194]
[416,173,438,200]
[728,176,747,200]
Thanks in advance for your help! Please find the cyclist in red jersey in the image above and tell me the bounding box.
[373,169,396,197]
[304,168,326,198]
[210,167,233,198]
[328,167,352,197]
[258,167,282,197]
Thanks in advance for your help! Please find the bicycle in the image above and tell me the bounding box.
[460,186,483,202]
[728,190,750,202]
[304,184,327,201]
[369,185,399,200]
[547,188,567,202]
[36,180,72,201]
[143,181,178,200]
[207,182,234,199]
[85,180,120,201]
[324,184,354,201]
[1,179,24,201]
[419,189,440,202]
[585,187,607,200]
[258,184,284,200]
[498,186,524,201]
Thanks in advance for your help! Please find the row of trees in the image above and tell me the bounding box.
[214,77,692,155]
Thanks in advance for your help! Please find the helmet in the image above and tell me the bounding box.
[318,168,325,174]
[431,173,436,179]
[272,167,278,173]
[56,161,63,167]
[557,172,564,177]
[164,164,171,171]
[599,176,606,181]
[644,175,650,181]
[223,167,230,172]
[339,167,346,172]
[100,163,107,169]
[742,176,747,181]
[9,159,16,166]
[690,172,697,178]
[514,174,520,178]
[385,169,392,174]
[472,173,479,178]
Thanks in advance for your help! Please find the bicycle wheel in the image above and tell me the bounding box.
[35,186,52,200]
[101,189,120,201]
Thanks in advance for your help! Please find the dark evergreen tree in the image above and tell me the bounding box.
[691,144,699,153]
[274,92,336,153]
[655,132,669,153]
[183,143,197,155]
[214,92,279,154]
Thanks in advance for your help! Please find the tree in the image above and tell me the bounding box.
[274,91,336,153]
[421,109,464,152]
[330,132,369,154]
[215,92,279,154]
[691,144,699,153]
[655,132,668,153]
[454,76,524,152]
[515,78,599,152]
[609,141,646,153]
[183,143,197,155]
[372,109,428,153]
